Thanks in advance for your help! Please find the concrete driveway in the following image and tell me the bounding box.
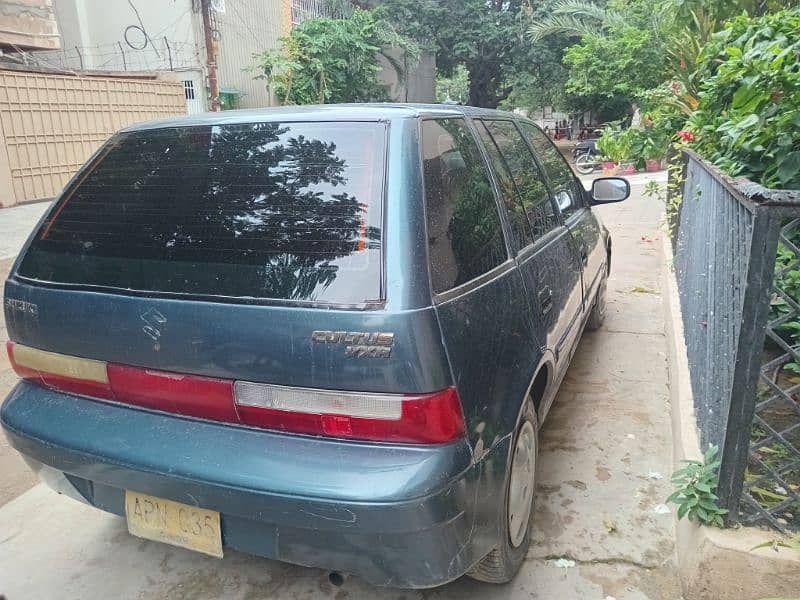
[0,201,51,260]
[0,176,681,599]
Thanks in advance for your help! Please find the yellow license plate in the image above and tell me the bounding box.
[125,490,223,558]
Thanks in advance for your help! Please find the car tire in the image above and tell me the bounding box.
[467,400,539,584]
[586,272,608,331]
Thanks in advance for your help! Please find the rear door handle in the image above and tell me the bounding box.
[538,287,553,315]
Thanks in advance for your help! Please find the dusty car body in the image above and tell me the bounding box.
[1,104,628,588]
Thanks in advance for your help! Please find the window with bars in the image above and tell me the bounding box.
[291,0,328,26]
[183,80,195,100]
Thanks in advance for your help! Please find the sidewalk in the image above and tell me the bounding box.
[0,177,680,599]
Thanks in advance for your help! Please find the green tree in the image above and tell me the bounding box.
[380,0,531,108]
[563,25,671,115]
[252,8,416,105]
[527,0,611,43]
[436,65,469,103]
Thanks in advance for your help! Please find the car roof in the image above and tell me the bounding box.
[121,103,525,132]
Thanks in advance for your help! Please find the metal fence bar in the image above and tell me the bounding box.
[717,206,781,520]
[674,148,800,531]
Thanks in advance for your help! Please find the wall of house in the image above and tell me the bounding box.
[378,49,435,103]
[214,0,286,108]
[0,70,186,207]
[0,0,60,50]
[25,0,289,110]
[43,0,203,72]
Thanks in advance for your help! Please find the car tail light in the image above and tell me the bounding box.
[234,382,465,444]
[6,341,465,444]
[107,364,237,423]
[7,340,113,399]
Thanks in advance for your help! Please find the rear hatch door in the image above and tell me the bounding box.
[6,118,448,394]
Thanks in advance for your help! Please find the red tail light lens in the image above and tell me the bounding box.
[107,364,237,423]
[6,341,466,444]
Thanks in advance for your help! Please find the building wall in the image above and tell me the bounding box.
[0,0,60,50]
[26,0,288,110]
[0,70,186,206]
[214,0,286,108]
[42,0,203,72]
[378,49,435,103]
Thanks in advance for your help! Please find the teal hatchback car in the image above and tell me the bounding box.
[1,104,628,588]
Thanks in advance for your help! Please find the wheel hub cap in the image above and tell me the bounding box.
[508,420,536,548]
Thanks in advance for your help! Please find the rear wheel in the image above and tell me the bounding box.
[586,272,608,331]
[468,401,539,584]
[575,153,596,175]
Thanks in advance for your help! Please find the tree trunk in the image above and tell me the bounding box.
[468,65,499,108]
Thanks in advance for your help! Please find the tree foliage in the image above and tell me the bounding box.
[686,7,800,188]
[380,0,531,108]
[564,27,669,99]
[253,8,416,105]
[436,65,469,103]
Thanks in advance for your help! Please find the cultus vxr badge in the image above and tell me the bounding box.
[311,331,395,358]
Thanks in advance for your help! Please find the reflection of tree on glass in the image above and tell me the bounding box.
[480,120,557,239]
[422,118,507,293]
[21,122,386,304]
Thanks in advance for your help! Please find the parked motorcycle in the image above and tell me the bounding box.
[573,139,601,175]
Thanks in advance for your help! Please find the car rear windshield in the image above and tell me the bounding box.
[18,121,386,305]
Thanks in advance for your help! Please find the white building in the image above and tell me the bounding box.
[22,0,432,113]
[23,0,288,113]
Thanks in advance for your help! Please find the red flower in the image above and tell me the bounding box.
[677,129,695,143]
[670,81,682,94]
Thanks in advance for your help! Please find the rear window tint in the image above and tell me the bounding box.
[422,118,507,294]
[18,122,386,305]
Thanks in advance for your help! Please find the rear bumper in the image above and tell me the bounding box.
[1,382,490,588]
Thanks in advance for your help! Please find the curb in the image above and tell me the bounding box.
[661,234,800,600]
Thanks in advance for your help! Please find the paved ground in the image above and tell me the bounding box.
[0,201,51,260]
[0,202,53,505]
[0,257,38,507]
[0,175,681,599]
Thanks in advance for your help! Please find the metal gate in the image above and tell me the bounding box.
[0,70,186,207]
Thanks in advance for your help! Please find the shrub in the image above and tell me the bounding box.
[253,8,416,105]
[687,8,800,189]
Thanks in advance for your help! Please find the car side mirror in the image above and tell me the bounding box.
[591,177,630,204]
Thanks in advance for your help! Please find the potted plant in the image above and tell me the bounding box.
[643,129,669,172]
[616,128,637,175]
[596,127,620,175]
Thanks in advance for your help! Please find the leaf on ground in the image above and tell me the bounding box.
[603,515,618,534]
[630,286,658,294]
[653,503,671,515]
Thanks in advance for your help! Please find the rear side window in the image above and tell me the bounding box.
[519,121,584,218]
[479,120,559,240]
[474,121,536,248]
[422,118,507,294]
[18,122,386,305]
